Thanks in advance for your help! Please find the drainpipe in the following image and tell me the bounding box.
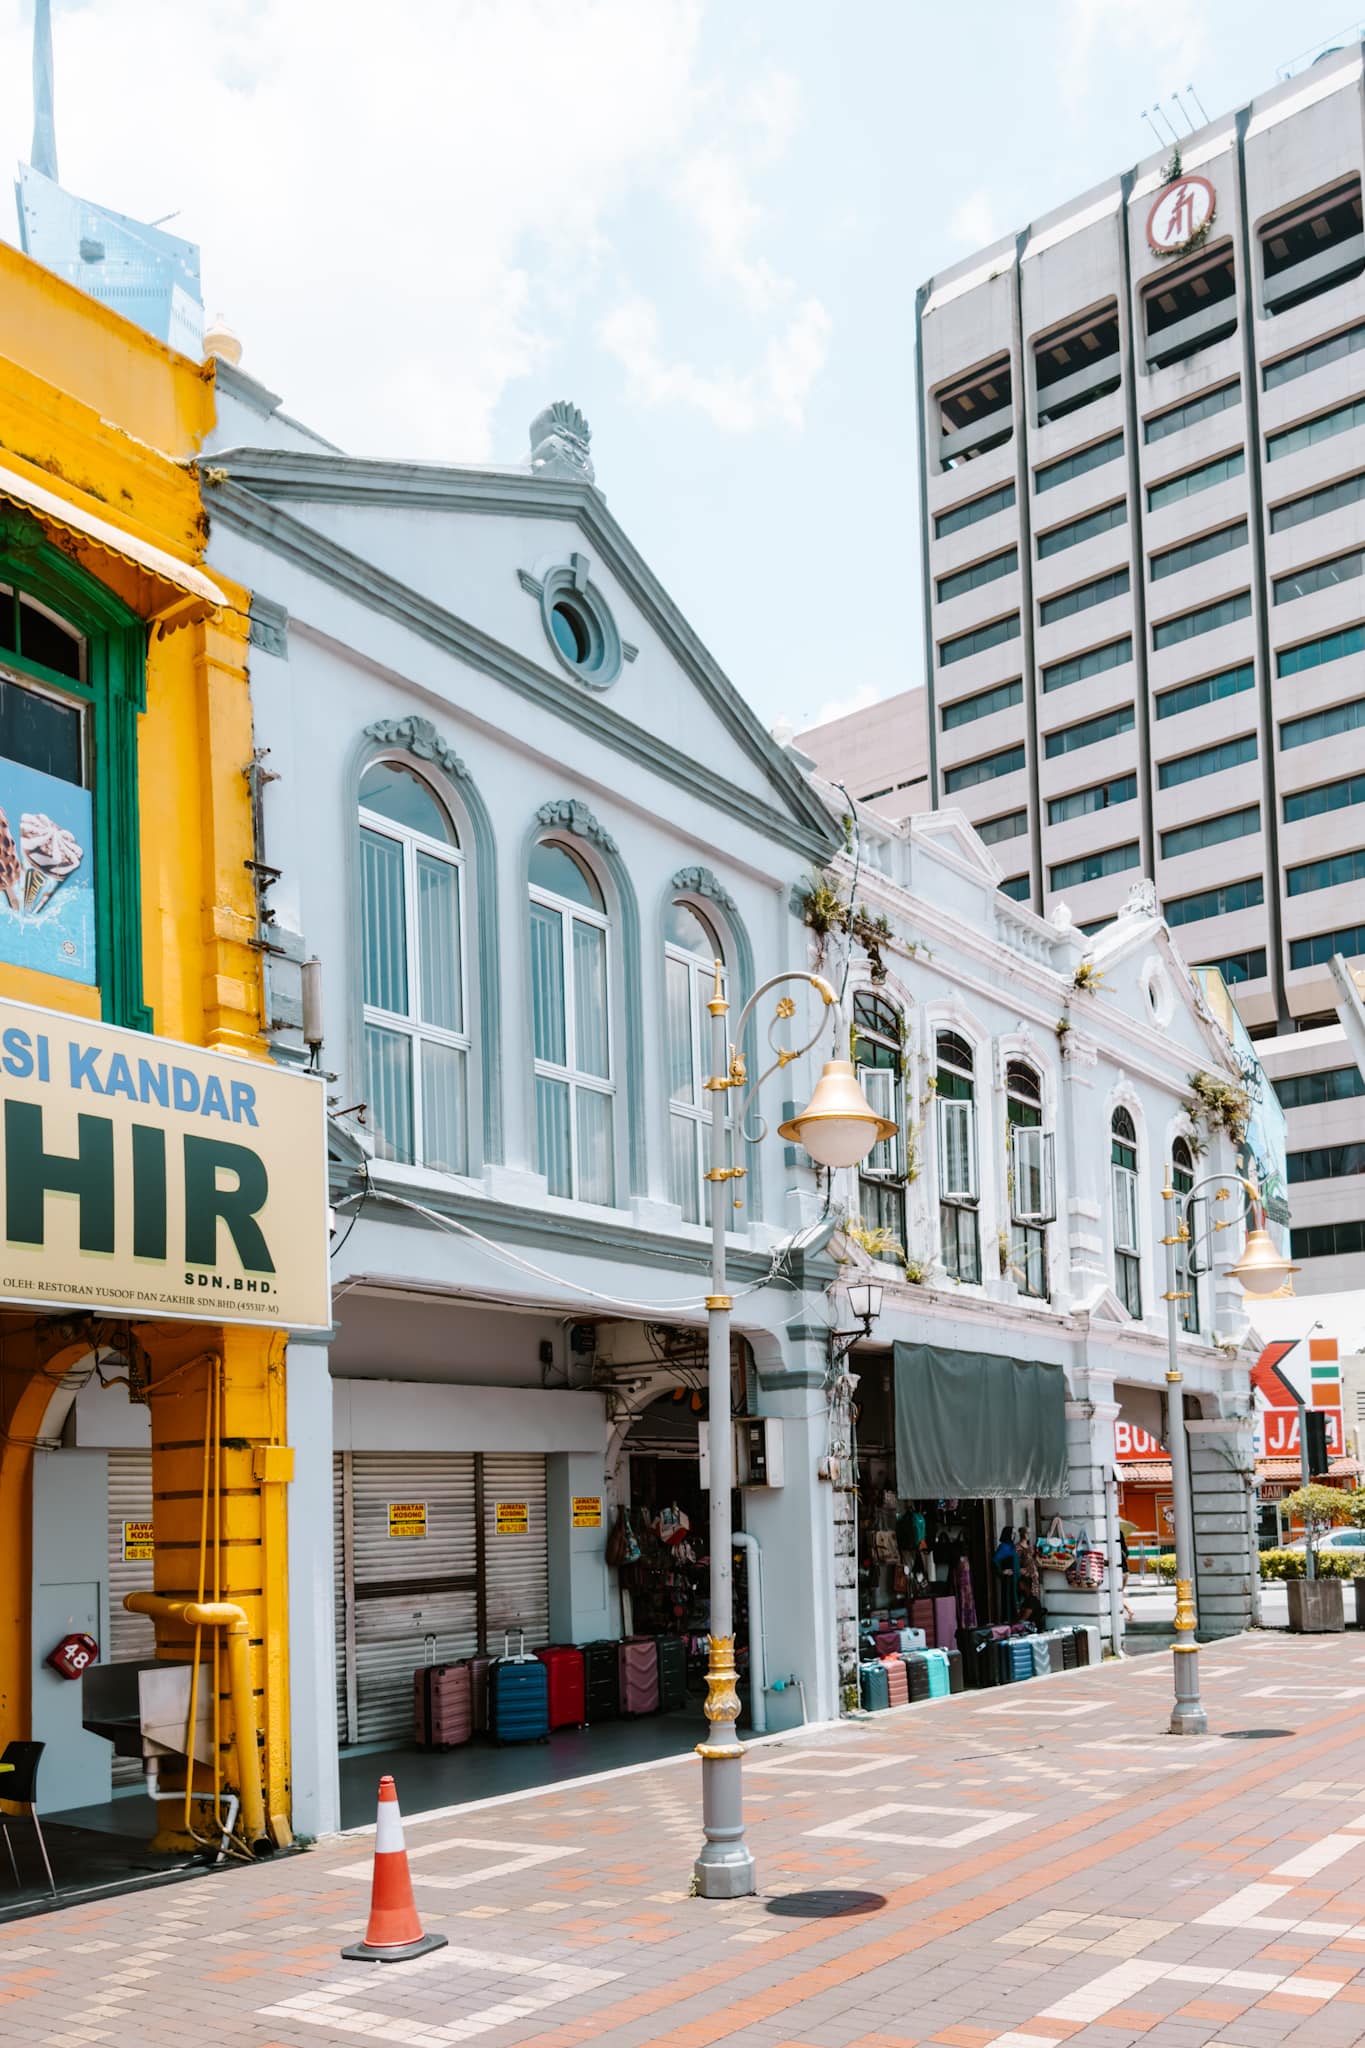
[1103,1469,1126,1657]
[124,1593,270,1853]
[731,1531,766,1735]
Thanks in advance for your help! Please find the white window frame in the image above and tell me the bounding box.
[360,777,469,1174]
[1172,1137,1199,1334]
[935,1029,981,1283]
[530,853,615,1204]
[665,930,725,1225]
[1111,1109,1142,1317]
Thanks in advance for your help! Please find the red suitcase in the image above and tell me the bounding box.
[536,1645,586,1729]
[931,1597,958,1649]
[873,1628,901,1657]
[465,1654,493,1733]
[882,1655,909,1707]
[910,1598,935,1639]
[618,1635,660,1715]
[413,1661,472,1749]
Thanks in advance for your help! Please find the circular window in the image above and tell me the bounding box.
[538,563,622,690]
[1141,956,1175,1028]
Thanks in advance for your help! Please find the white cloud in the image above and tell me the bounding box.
[800,684,879,734]
[0,0,706,459]
[600,291,830,434]
[1059,0,1210,112]
[949,189,1001,251]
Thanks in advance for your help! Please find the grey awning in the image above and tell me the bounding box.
[893,1342,1068,1499]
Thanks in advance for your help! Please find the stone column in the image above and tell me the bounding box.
[743,1324,837,1729]
[1037,1379,1120,1648]
[1187,1402,1259,1637]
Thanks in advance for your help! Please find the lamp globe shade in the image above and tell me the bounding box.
[1228,1227,1298,1297]
[777,1060,897,1169]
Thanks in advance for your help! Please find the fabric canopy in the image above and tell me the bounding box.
[893,1342,1068,1499]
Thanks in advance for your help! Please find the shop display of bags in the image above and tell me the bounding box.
[535,1645,586,1730]
[619,1635,661,1715]
[489,1633,550,1745]
[1066,1529,1107,1590]
[1036,1516,1076,1573]
[413,1660,473,1750]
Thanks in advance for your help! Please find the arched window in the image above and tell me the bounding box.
[1007,1059,1055,1299]
[1111,1106,1141,1316]
[664,900,726,1224]
[529,839,614,1204]
[854,992,904,1247]
[1172,1136,1198,1333]
[360,760,468,1174]
[936,1029,981,1283]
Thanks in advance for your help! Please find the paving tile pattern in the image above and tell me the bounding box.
[7,1634,1365,2044]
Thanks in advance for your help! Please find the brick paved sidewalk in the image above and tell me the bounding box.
[8,1631,1365,2047]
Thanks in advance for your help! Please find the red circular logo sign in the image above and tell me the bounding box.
[1146,175,1216,255]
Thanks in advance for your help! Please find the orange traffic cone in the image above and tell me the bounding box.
[341,1776,448,1963]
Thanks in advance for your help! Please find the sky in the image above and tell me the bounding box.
[0,1,1353,734]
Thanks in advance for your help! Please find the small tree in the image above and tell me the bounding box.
[1281,1483,1352,1563]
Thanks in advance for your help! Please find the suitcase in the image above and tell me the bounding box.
[910,1598,935,1639]
[859,1659,890,1711]
[873,1628,902,1657]
[1000,1638,1034,1684]
[1075,1624,1101,1668]
[882,1655,909,1707]
[413,1660,472,1750]
[946,1648,964,1695]
[466,1654,493,1733]
[536,1645,586,1730]
[582,1639,621,1721]
[1060,1631,1078,1671]
[656,1635,688,1713]
[619,1635,660,1715]
[897,1627,927,1652]
[930,1597,958,1649]
[489,1632,550,1744]
[1029,1636,1052,1678]
[923,1648,950,1699]
[959,1627,999,1690]
[903,1651,931,1702]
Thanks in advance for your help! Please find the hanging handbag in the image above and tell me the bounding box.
[1066,1527,1106,1590]
[605,1508,628,1569]
[1036,1514,1076,1572]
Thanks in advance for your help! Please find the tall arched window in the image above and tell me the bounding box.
[530,839,614,1204]
[855,992,904,1246]
[665,900,725,1225]
[1172,1136,1198,1333]
[360,759,468,1173]
[1111,1106,1141,1316]
[1007,1060,1054,1298]
[936,1029,981,1283]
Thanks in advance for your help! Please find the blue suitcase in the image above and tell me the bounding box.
[1029,1635,1052,1678]
[489,1631,550,1745]
[859,1659,890,1711]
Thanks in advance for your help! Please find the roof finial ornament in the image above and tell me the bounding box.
[31,0,58,182]
[529,400,595,484]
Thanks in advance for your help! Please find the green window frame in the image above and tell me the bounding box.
[1155,661,1254,721]
[1049,842,1139,891]
[935,482,1015,538]
[1145,380,1241,442]
[1277,625,1365,678]
[1152,590,1251,650]
[944,743,1026,793]
[1041,635,1131,693]
[1270,470,1365,534]
[940,677,1023,731]
[1150,521,1248,582]
[1147,449,1245,512]
[1289,923,1365,971]
[1280,695,1365,750]
[1164,876,1264,927]
[1274,550,1365,605]
[998,874,1031,902]
[939,612,1021,668]
[1037,500,1126,559]
[1267,395,1365,461]
[1039,567,1129,628]
[977,808,1029,845]
[1284,772,1365,824]
[1044,704,1134,758]
[1035,432,1123,494]
[1287,1142,1365,1184]
[0,514,148,1028]
[1287,847,1365,897]
[1275,1065,1365,1108]
[1293,1217,1365,1260]
[1157,733,1257,788]
[1196,948,1266,984]
[936,547,1018,603]
[1264,321,1365,391]
[1160,805,1260,859]
[1048,773,1136,825]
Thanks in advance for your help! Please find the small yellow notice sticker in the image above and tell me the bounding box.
[123,1520,154,1562]
[388,1501,427,1539]
[495,1501,529,1536]
[572,1495,602,1528]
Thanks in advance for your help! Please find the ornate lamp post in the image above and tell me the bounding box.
[693,967,893,1899]
[1161,1169,1296,1735]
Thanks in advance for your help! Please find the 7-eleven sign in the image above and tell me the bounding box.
[1252,1336,1343,1458]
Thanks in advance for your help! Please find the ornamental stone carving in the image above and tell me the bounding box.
[1122,877,1158,918]
[671,865,737,915]
[363,714,468,781]
[536,797,618,855]
[529,400,595,484]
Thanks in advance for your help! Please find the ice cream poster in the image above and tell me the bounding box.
[0,757,94,985]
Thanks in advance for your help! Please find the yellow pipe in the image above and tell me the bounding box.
[124,1593,269,1852]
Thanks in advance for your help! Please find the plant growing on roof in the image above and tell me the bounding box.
[1188,1070,1251,1147]
[1072,960,1105,993]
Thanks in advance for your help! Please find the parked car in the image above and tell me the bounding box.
[1279,1528,1365,1555]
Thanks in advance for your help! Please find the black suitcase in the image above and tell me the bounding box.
[959,1626,999,1690]
[946,1648,964,1695]
[656,1635,688,1713]
[581,1638,621,1721]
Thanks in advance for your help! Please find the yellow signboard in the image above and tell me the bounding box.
[572,1495,602,1529]
[388,1501,427,1539]
[122,1519,154,1562]
[0,995,329,1329]
[495,1500,529,1536]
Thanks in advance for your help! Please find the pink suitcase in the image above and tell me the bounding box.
[882,1655,909,1707]
[931,1597,958,1649]
[910,1598,935,1639]
[413,1661,472,1749]
[618,1635,660,1715]
[873,1628,901,1657]
[465,1654,492,1733]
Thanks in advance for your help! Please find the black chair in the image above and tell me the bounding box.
[0,1741,55,1894]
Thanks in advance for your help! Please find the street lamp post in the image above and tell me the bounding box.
[692,966,893,1900]
[1161,1168,1296,1737]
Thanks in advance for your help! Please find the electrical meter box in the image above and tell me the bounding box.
[698,1418,785,1489]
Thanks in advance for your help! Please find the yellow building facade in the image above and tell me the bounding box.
[0,242,309,1858]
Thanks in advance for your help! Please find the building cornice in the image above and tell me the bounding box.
[201,454,838,857]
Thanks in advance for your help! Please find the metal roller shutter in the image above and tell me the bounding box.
[483,1453,549,1653]
[334,1454,349,1744]
[349,1452,479,1744]
[107,1449,155,1786]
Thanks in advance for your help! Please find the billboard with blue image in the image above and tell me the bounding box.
[0,755,94,985]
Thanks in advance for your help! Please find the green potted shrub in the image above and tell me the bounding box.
[1279,1484,1351,1632]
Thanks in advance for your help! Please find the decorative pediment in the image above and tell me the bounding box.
[671,864,737,914]
[1075,1281,1137,1324]
[364,714,468,781]
[536,797,618,855]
